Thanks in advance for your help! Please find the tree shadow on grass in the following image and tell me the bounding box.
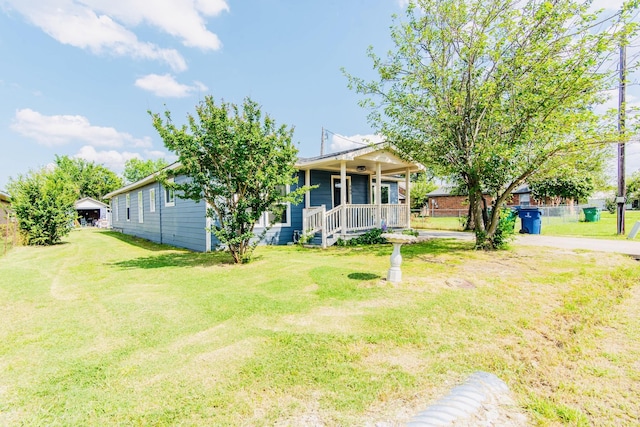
[347,272,381,280]
[99,230,173,252]
[109,251,234,269]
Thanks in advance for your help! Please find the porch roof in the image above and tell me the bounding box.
[296,143,424,175]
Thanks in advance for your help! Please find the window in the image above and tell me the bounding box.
[165,179,175,207]
[113,196,119,222]
[257,185,291,227]
[126,193,130,221]
[149,188,156,212]
[371,184,391,204]
[138,191,144,223]
[331,176,352,207]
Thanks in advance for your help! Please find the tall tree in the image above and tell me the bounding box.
[346,0,637,249]
[151,96,307,263]
[55,156,123,200]
[123,158,169,183]
[528,149,609,204]
[7,167,76,245]
[626,169,640,202]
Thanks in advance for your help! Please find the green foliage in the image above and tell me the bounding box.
[401,229,419,237]
[529,174,594,204]
[475,208,516,250]
[7,167,76,245]
[528,153,607,203]
[337,228,387,246]
[123,158,169,184]
[346,0,637,250]
[410,173,436,210]
[55,155,123,201]
[151,96,307,263]
[626,169,640,202]
[605,197,617,214]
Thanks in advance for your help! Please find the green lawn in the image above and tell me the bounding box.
[0,228,639,425]
[413,210,640,240]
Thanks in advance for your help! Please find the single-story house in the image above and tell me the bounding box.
[75,197,110,227]
[104,144,424,251]
[426,185,536,217]
[0,191,11,225]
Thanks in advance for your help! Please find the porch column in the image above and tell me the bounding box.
[305,169,311,209]
[376,162,382,228]
[340,161,347,236]
[405,168,411,227]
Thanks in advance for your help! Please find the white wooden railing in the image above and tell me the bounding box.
[346,204,376,231]
[325,206,341,237]
[302,206,325,235]
[303,204,409,248]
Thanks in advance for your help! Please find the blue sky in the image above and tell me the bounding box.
[0,0,638,191]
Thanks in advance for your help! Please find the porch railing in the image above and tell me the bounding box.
[303,204,409,248]
[302,205,325,235]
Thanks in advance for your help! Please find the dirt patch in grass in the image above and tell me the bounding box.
[269,297,408,334]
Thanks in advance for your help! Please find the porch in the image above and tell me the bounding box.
[296,143,423,248]
[302,203,410,247]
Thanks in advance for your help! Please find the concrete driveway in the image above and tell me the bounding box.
[419,230,640,258]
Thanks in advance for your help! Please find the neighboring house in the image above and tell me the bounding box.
[0,191,11,225]
[426,185,536,217]
[75,197,111,227]
[104,144,424,251]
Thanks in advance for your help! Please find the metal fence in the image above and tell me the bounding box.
[415,204,600,224]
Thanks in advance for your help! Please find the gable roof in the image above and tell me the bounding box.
[0,191,9,204]
[104,162,181,199]
[296,143,424,175]
[75,197,110,210]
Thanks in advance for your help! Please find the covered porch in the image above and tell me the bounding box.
[297,144,423,247]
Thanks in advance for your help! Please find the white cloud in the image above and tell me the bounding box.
[80,0,228,50]
[10,108,152,148]
[73,145,141,171]
[329,133,385,152]
[73,146,175,172]
[1,0,229,71]
[135,74,208,98]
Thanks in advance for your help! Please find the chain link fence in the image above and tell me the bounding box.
[414,204,601,224]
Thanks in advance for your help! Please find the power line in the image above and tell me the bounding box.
[323,129,373,147]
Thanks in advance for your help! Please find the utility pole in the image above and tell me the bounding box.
[320,127,325,156]
[617,44,626,235]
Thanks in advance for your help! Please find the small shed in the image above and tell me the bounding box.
[75,197,110,227]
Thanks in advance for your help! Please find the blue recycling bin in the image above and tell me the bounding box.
[518,208,543,234]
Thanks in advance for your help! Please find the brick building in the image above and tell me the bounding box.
[426,185,537,217]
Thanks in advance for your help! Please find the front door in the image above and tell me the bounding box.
[332,176,351,207]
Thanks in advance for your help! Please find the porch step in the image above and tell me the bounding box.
[308,231,367,248]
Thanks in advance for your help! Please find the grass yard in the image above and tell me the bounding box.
[540,210,640,240]
[413,210,640,240]
[0,228,639,425]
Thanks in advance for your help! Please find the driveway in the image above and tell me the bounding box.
[419,230,640,258]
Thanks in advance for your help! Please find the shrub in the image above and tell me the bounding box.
[340,228,388,246]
